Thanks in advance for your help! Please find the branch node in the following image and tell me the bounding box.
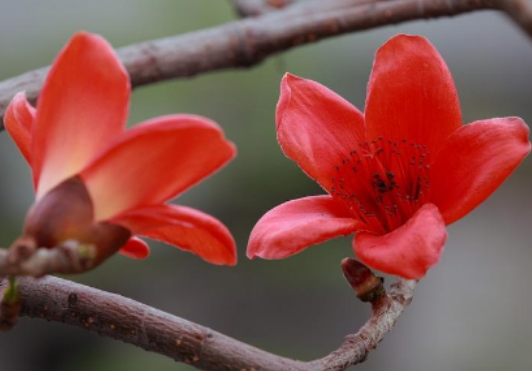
[8,236,37,265]
[0,239,97,277]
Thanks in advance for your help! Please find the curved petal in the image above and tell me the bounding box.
[365,35,462,154]
[4,92,36,165]
[247,195,363,260]
[430,117,531,224]
[81,115,236,221]
[111,204,236,266]
[277,73,365,191]
[354,203,447,279]
[32,32,130,198]
[119,237,150,260]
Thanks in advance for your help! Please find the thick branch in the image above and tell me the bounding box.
[0,0,506,127]
[0,276,415,371]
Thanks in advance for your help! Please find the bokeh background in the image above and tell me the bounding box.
[1,1,531,370]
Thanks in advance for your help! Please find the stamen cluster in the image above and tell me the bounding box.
[331,137,431,233]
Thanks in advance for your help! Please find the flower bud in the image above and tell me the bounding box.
[341,258,385,302]
[23,176,130,266]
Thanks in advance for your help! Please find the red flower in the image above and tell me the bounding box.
[4,32,237,267]
[247,35,531,279]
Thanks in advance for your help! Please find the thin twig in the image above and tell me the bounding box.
[0,0,514,127]
[0,276,415,371]
[309,279,416,371]
[0,240,96,278]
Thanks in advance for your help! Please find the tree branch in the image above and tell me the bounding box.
[309,279,415,371]
[0,276,415,371]
[0,0,511,128]
[0,239,96,278]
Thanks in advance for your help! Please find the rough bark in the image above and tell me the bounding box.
[0,276,415,371]
[0,0,508,128]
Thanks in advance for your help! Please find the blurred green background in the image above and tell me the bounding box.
[0,1,531,371]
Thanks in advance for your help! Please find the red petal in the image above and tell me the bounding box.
[32,32,130,198]
[430,117,531,224]
[365,35,462,154]
[354,203,447,279]
[4,92,36,165]
[247,195,363,259]
[111,204,236,266]
[277,73,365,191]
[81,115,236,221]
[119,237,150,260]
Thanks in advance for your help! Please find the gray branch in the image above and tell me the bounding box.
[0,276,415,370]
[3,0,526,128]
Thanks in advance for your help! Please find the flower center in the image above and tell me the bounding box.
[330,137,431,234]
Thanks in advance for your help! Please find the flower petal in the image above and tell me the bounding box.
[81,115,236,221]
[365,35,462,154]
[430,117,531,224]
[4,92,36,165]
[247,195,363,259]
[111,204,236,266]
[277,73,365,191]
[32,32,130,198]
[354,203,447,279]
[119,237,150,260]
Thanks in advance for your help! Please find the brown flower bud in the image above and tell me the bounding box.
[23,176,130,267]
[341,258,385,302]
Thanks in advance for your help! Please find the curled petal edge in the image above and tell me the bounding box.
[354,203,447,280]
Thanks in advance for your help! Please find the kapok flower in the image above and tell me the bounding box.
[4,32,237,268]
[247,34,531,279]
